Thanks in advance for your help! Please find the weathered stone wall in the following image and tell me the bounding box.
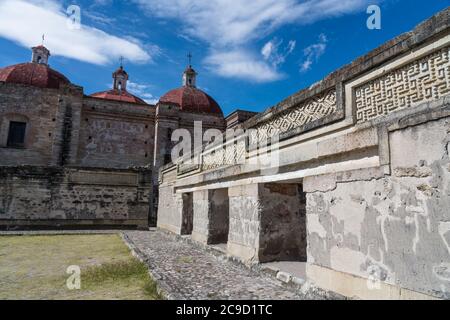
[259,183,307,263]
[77,97,155,169]
[157,168,183,234]
[305,116,450,299]
[0,166,152,229]
[192,190,211,243]
[153,103,226,176]
[191,188,229,244]
[0,83,83,166]
[228,184,262,262]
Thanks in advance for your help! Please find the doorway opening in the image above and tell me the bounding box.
[259,183,307,263]
[208,188,229,247]
[181,192,194,235]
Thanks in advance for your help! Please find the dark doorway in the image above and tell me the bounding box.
[259,183,307,263]
[181,192,194,235]
[208,188,230,245]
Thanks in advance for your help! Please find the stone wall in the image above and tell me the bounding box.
[153,102,226,177]
[77,97,155,169]
[157,169,183,234]
[228,184,261,262]
[304,116,450,299]
[0,166,152,229]
[192,190,211,243]
[0,83,83,166]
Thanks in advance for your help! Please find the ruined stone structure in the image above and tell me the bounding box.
[0,46,226,229]
[158,9,450,299]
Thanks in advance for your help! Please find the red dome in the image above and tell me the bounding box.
[0,63,70,89]
[90,89,148,105]
[159,86,223,115]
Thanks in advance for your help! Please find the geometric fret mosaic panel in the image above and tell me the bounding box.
[249,89,337,145]
[355,46,450,123]
[202,138,246,171]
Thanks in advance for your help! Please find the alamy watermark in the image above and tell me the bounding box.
[66,265,81,290]
[367,5,381,30]
[67,5,81,30]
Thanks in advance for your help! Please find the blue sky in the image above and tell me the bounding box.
[0,0,448,116]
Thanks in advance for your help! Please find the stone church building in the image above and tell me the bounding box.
[0,44,227,229]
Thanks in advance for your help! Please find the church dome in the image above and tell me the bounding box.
[159,62,223,115]
[0,45,70,89]
[160,86,223,115]
[89,65,148,105]
[90,89,147,104]
[0,62,70,89]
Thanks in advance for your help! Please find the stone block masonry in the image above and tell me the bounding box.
[305,116,450,299]
[0,166,152,229]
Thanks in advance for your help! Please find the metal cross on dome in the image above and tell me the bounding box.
[119,56,124,68]
[187,52,192,66]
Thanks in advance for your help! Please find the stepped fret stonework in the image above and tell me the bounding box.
[249,89,337,145]
[202,147,225,171]
[355,46,450,123]
[201,138,246,171]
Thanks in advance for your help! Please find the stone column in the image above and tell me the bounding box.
[228,184,261,263]
[192,190,210,244]
[227,183,307,264]
[191,188,230,245]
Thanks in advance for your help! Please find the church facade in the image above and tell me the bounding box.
[0,45,228,229]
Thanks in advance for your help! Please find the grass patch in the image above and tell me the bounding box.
[82,259,164,300]
[0,234,164,300]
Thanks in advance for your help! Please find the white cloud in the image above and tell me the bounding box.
[127,81,159,104]
[205,50,282,83]
[261,41,275,60]
[133,0,370,47]
[261,38,296,67]
[300,33,328,72]
[132,0,373,82]
[0,0,153,65]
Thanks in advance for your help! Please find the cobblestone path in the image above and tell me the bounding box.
[123,230,307,300]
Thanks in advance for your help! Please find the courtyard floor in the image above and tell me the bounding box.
[123,230,308,300]
[0,233,162,300]
[0,230,313,300]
